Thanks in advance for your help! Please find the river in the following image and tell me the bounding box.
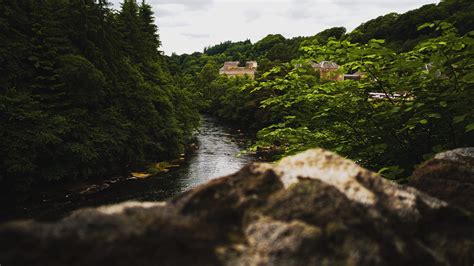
[0,116,256,222]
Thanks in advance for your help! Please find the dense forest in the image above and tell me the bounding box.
[1,0,473,193]
[169,0,474,180]
[0,0,200,190]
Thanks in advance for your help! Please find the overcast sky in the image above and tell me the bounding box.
[109,0,440,55]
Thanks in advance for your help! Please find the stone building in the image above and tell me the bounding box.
[219,61,258,78]
[311,61,344,81]
[307,61,364,81]
[308,60,406,100]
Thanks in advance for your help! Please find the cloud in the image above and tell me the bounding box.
[284,8,312,20]
[147,0,214,10]
[182,33,211,39]
[152,3,191,18]
[332,0,437,9]
[283,0,334,21]
[109,0,214,11]
[160,21,190,27]
[281,0,440,28]
[243,9,262,23]
[153,6,176,17]
[109,0,439,55]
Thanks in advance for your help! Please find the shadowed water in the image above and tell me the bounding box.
[1,115,255,222]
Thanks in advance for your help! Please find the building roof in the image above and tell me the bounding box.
[312,61,340,69]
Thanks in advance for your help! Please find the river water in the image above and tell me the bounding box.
[1,116,256,222]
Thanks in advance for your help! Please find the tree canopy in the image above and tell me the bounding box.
[0,0,199,190]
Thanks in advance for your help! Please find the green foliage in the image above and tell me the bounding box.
[168,32,312,129]
[160,0,473,182]
[254,34,286,56]
[206,76,257,125]
[347,0,474,51]
[250,22,473,177]
[0,0,199,189]
[312,27,347,42]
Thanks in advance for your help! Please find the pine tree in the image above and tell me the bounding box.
[0,0,200,190]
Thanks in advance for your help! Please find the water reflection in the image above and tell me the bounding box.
[108,115,255,202]
[1,115,255,221]
[175,116,254,190]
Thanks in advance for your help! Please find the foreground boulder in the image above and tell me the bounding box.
[0,149,472,266]
[410,147,474,213]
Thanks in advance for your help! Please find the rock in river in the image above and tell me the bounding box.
[0,149,472,265]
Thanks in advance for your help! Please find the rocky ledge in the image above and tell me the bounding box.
[0,149,473,266]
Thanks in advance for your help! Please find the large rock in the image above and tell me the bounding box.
[410,147,474,213]
[0,149,472,266]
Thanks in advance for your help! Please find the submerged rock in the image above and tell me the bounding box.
[0,149,472,266]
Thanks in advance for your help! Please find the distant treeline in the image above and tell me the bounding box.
[0,0,200,190]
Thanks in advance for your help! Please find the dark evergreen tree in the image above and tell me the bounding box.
[0,0,200,191]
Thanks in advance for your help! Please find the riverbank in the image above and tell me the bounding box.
[0,116,256,223]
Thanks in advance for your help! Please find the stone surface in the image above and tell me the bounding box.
[0,149,473,266]
[410,147,474,213]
